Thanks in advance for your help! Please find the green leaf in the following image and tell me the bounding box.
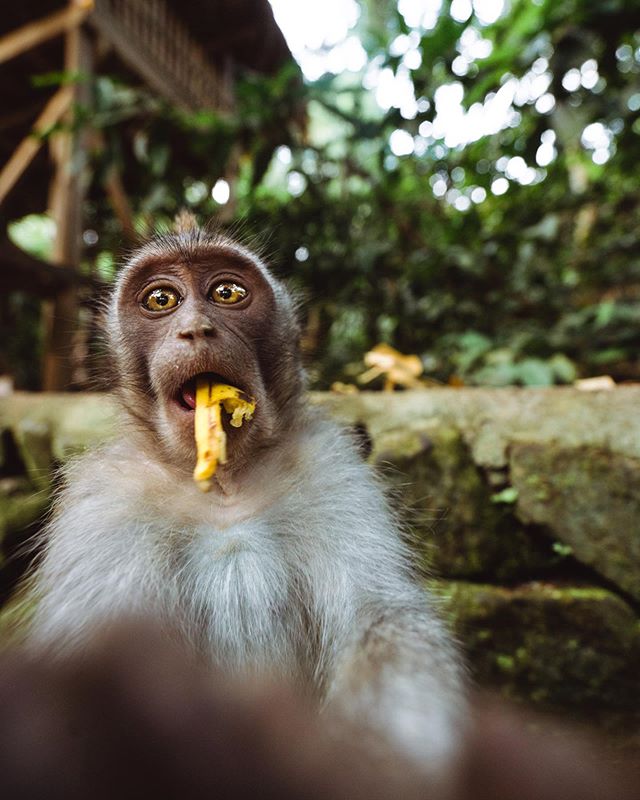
[491,487,519,504]
[516,359,555,387]
[549,354,578,384]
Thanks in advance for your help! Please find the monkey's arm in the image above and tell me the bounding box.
[287,419,466,774]
[324,593,467,777]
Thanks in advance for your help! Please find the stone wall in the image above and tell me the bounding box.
[1,388,639,734]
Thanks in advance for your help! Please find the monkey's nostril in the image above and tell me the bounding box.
[178,325,215,340]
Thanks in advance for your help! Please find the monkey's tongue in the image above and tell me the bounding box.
[181,376,235,410]
[181,382,196,410]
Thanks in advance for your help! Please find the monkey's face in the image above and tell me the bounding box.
[109,237,303,475]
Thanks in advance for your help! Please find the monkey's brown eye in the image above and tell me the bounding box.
[211,282,247,305]
[142,287,180,312]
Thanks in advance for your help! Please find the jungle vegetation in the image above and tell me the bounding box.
[7,0,640,390]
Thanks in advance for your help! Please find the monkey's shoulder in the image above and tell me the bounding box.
[48,440,191,533]
[263,415,404,540]
[260,413,375,497]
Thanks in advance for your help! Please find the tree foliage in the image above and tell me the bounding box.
[9,0,640,389]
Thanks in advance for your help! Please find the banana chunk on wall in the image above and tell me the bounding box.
[193,376,256,490]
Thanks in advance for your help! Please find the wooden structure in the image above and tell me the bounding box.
[0,0,293,389]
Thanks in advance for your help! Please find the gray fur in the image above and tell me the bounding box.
[24,230,467,775]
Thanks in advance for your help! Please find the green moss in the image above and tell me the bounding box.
[0,492,50,544]
[495,654,515,672]
[491,487,519,504]
[552,541,573,557]
[13,420,54,492]
[432,579,640,729]
[0,590,36,645]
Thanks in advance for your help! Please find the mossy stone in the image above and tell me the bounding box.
[374,426,559,581]
[434,580,640,727]
[511,442,640,601]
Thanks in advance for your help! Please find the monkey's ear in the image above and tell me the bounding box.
[173,210,199,234]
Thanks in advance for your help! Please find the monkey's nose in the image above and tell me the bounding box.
[177,323,216,340]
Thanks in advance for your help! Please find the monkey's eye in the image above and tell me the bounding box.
[142,287,181,312]
[211,282,247,305]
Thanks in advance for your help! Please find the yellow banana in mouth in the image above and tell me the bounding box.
[193,376,256,491]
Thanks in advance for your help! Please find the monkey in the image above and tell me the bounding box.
[20,218,466,777]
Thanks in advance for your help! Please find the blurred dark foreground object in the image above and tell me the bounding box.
[0,624,637,800]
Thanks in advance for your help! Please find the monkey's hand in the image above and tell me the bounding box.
[193,377,256,490]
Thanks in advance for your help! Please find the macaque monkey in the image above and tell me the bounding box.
[22,218,466,776]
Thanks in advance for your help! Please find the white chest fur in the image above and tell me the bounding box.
[177,518,302,675]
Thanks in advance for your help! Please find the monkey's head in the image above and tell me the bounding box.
[106,224,304,476]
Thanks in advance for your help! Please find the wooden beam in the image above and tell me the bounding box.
[0,1,94,66]
[103,166,136,243]
[89,0,232,112]
[42,21,93,392]
[90,128,137,243]
[0,86,73,206]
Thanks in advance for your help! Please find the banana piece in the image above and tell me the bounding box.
[193,377,256,491]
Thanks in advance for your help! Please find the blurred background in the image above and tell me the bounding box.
[1,0,639,392]
[1,0,640,757]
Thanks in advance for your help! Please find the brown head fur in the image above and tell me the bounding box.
[105,223,305,480]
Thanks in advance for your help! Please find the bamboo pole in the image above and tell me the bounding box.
[0,0,94,66]
[0,86,73,206]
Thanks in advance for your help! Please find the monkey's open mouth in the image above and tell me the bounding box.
[176,373,243,411]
